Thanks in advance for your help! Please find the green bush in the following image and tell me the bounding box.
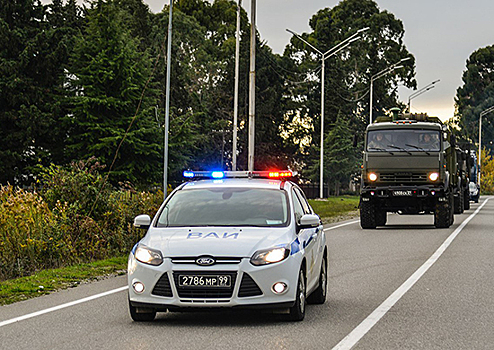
[0,160,163,281]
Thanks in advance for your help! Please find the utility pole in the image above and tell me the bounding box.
[163,0,173,200]
[247,0,256,172]
[232,0,241,171]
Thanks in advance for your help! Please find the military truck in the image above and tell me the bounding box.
[359,109,460,229]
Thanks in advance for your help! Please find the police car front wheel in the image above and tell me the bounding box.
[288,268,306,321]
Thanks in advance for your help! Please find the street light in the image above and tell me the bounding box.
[407,79,440,112]
[478,105,494,186]
[369,57,411,124]
[287,27,369,198]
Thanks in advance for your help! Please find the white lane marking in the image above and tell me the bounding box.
[324,220,359,232]
[332,198,491,350]
[0,286,127,328]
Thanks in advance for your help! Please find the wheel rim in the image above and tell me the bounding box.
[321,260,327,297]
[298,272,306,314]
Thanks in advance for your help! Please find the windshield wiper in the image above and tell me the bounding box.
[405,144,430,155]
[387,144,412,155]
[368,147,394,155]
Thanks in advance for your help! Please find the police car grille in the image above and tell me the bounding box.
[173,271,237,299]
[152,273,173,297]
[238,273,263,297]
[171,257,242,265]
[379,172,428,183]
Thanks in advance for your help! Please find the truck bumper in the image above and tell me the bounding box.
[361,184,447,213]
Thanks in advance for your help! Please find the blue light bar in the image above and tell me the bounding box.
[183,170,195,178]
[211,171,225,179]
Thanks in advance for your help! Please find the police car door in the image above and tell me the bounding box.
[292,187,319,288]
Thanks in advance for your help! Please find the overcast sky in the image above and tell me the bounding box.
[142,0,494,121]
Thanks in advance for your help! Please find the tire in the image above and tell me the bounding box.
[464,189,470,210]
[129,299,156,322]
[434,193,452,228]
[453,192,462,214]
[288,268,306,321]
[307,256,327,305]
[376,210,387,226]
[360,200,377,229]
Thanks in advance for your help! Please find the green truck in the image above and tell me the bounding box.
[359,110,468,229]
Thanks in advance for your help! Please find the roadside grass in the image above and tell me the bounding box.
[0,256,127,306]
[0,196,359,306]
[309,195,360,224]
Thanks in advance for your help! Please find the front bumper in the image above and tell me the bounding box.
[127,252,302,310]
[360,184,448,213]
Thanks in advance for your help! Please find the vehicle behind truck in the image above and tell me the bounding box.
[360,110,459,229]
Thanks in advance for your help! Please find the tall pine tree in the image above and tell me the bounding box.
[66,0,160,185]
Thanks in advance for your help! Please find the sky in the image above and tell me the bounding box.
[143,0,494,122]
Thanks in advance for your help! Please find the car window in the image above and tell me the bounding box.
[157,188,289,227]
[294,187,312,214]
[291,189,305,223]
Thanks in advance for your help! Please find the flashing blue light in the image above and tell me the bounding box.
[183,171,195,178]
[211,171,225,179]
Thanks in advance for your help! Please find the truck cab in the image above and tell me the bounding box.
[360,112,457,229]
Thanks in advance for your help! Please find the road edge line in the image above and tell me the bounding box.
[0,286,128,328]
[331,198,491,350]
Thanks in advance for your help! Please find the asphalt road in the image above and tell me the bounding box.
[1,197,493,350]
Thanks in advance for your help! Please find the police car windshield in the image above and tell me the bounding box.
[367,129,441,152]
[157,188,289,227]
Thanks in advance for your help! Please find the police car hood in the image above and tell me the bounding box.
[145,226,293,257]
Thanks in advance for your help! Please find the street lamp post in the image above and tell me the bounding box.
[163,0,173,200]
[407,79,440,112]
[287,27,369,198]
[478,105,494,185]
[232,0,241,171]
[369,57,411,124]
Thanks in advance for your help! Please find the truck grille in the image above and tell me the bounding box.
[379,172,428,183]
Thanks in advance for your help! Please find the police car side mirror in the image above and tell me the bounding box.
[134,214,151,229]
[298,214,320,229]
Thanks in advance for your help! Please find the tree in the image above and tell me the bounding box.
[66,0,160,185]
[0,0,82,185]
[283,0,416,183]
[455,45,494,154]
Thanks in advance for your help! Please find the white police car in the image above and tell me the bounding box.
[128,170,327,322]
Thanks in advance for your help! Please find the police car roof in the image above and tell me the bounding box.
[180,177,291,190]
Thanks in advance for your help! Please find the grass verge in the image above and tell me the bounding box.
[0,256,127,306]
[0,196,360,306]
[309,195,360,224]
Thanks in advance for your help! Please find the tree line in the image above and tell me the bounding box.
[18,0,494,193]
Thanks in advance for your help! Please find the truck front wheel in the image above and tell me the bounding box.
[360,200,377,229]
[435,193,453,228]
[376,210,387,226]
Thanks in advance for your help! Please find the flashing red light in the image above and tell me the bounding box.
[268,171,292,178]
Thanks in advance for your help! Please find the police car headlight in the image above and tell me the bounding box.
[134,244,163,266]
[250,246,290,266]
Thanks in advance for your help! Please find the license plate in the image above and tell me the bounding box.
[178,275,231,288]
[393,190,412,196]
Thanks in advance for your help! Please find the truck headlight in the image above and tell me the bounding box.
[368,172,378,182]
[250,246,290,266]
[134,244,163,266]
[428,172,439,182]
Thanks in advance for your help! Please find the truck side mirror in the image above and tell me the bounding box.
[451,135,457,148]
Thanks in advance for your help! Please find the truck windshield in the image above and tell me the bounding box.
[156,188,289,227]
[367,129,441,152]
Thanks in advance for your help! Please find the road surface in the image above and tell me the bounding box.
[1,197,493,349]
